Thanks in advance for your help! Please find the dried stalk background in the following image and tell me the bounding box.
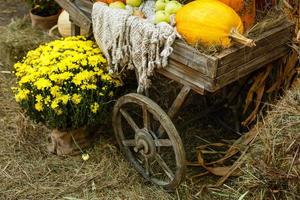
[192,2,300,198]
[242,0,300,126]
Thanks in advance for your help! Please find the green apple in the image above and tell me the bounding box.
[154,10,170,24]
[155,0,166,11]
[165,1,182,14]
[126,0,142,7]
[109,1,126,9]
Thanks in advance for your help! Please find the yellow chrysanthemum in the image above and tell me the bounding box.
[90,102,100,114]
[36,94,43,102]
[55,109,63,115]
[15,89,30,102]
[59,95,70,105]
[34,78,52,90]
[44,96,51,106]
[51,99,59,109]
[82,84,97,90]
[35,102,43,111]
[50,86,61,97]
[13,36,119,129]
[72,70,96,86]
[71,94,82,105]
[88,56,100,67]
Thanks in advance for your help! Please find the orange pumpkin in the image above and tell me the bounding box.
[106,0,126,4]
[96,0,108,4]
[219,0,256,30]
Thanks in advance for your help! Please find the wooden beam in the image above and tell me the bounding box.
[157,85,191,137]
[71,23,81,36]
[55,0,91,30]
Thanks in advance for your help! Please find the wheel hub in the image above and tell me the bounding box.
[134,129,156,158]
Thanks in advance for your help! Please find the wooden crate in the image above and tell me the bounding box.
[55,0,294,94]
[162,22,294,94]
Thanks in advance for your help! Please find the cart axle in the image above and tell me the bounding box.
[134,129,157,158]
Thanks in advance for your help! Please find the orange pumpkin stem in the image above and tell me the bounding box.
[229,28,256,47]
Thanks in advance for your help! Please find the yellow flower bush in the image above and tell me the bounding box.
[13,36,120,130]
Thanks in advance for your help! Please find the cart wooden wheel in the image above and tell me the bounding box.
[112,93,186,189]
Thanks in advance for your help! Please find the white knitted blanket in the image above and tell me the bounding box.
[92,2,177,93]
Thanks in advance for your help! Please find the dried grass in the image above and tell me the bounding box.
[0,72,179,199]
[0,18,51,69]
[0,19,201,200]
[213,84,300,200]
[1,7,299,200]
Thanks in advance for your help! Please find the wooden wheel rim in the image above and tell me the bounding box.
[112,93,186,189]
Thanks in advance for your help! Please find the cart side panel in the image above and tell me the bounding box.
[158,59,216,94]
[166,23,293,93]
[216,45,290,87]
[216,22,294,76]
[55,0,294,94]
[170,41,218,78]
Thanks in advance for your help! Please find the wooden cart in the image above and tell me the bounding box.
[55,0,294,189]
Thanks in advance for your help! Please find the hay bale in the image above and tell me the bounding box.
[0,18,52,69]
[215,83,300,199]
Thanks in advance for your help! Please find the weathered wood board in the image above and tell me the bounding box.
[168,22,293,93]
[55,0,92,31]
[55,0,294,94]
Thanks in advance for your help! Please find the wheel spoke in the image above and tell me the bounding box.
[120,109,139,132]
[155,139,172,147]
[113,93,185,189]
[142,104,151,131]
[122,139,135,146]
[145,157,150,176]
[155,154,174,180]
[156,125,165,138]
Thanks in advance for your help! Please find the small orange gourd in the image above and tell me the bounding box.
[219,0,256,30]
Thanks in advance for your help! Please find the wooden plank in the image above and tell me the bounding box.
[75,0,93,11]
[157,68,205,95]
[74,0,93,17]
[167,85,191,119]
[157,85,191,136]
[215,45,290,90]
[55,0,91,30]
[170,41,218,78]
[218,27,292,67]
[71,23,81,36]
[216,22,293,64]
[216,33,291,76]
[216,22,293,59]
[168,60,215,90]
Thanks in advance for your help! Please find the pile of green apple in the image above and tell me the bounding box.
[154,0,182,24]
[109,0,143,9]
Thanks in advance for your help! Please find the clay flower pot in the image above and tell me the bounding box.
[47,127,93,156]
[29,9,60,30]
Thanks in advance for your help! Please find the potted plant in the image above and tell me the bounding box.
[13,36,121,155]
[27,0,61,30]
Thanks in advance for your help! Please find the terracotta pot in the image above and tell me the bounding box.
[47,127,92,156]
[30,9,60,30]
